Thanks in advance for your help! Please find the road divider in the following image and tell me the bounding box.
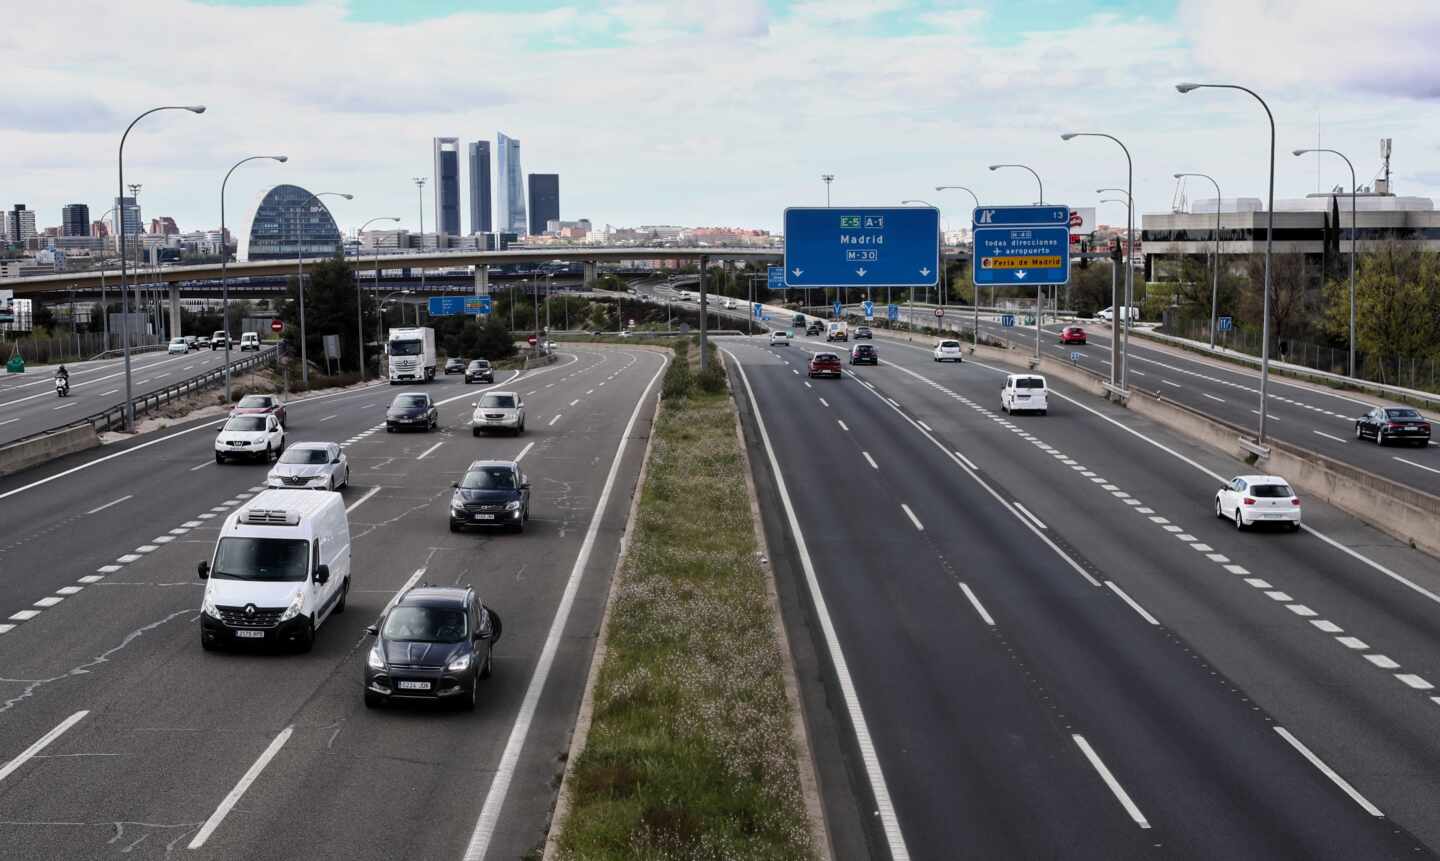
[0,424,98,477]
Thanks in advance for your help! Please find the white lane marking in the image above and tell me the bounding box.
[52,402,76,410]
[819,398,830,408]
[9,610,40,621]
[0,418,18,427]
[85,494,133,515]
[1072,734,1150,829]
[1311,620,1343,633]
[116,554,140,563]
[959,583,996,626]
[1223,564,1249,575]
[1396,674,1435,690]
[953,451,978,470]
[1249,409,1281,421]
[1160,379,1182,388]
[56,586,82,596]
[320,414,337,422]
[722,356,911,861]
[416,442,444,461]
[804,381,812,389]
[1105,581,1159,625]
[525,390,537,395]
[1012,502,1047,530]
[1335,636,1369,650]
[1365,654,1400,670]
[345,486,381,513]
[548,414,561,426]
[99,389,118,396]
[586,389,594,395]
[514,442,535,462]
[837,419,849,431]
[1273,726,1383,817]
[1203,393,1225,403]
[569,399,579,407]
[1394,456,1440,476]
[1313,430,1348,444]
[189,461,211,472]
[188,726,295,848]
[78,575,104,584]
[32,596,63,607]
[917,420,933,432]
[1287,604,1317,617]
[862,451,878,470]
[900,503,924,531]
[462,353,666,861]
[0,711,88,785]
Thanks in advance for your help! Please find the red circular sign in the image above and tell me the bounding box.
[934,308,945,318]
[270,319,283,333]
[527,336,538,345]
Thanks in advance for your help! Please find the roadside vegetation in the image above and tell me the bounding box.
[553,337,815,860]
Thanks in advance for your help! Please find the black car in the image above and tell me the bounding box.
[854,326,873,339]
[364,585,501,711]
[465,359,495,384]
[849,344,879,365]
[1356,406,1432,446]
[386,393,438,432]
[806,322,824,336]
[444,357,466,375]
[449,460,530,532]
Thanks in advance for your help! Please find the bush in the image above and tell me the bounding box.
[662,340,692,399]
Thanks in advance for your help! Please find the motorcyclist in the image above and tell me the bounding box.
[56,365,69,382]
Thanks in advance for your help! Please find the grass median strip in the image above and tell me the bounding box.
[552,339,815,859]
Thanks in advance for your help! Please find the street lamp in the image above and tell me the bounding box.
[987,164,1043,204]
[219,154,287,402]
[96,206,117,350]
[1178,81,1276,445]
[117,104,205,431]
[822,174,834,207]
[413,177,428,295]
[354,216,401,380]
[1293,147,1358,378]
[1100,198,1131,384]
[1062,132,1133,390]
[1172,172,1224,350]
[292,190,353,386]
[937,184,984,348]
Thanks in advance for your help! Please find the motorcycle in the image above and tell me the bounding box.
[54,376,69,397]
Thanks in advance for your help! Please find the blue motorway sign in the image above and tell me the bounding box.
[1217,315,1233,332]
[862,300,875,320]
[833,301,843,317]
[972,206,1070,228]
[753,302,764,319]
[430,296,492,316]
[767,265,785,292]
[784,207,940,288]
[1001,314,1016,327]
[887,303,899,321]
[973,204,1072,287]
[466,296,492,315]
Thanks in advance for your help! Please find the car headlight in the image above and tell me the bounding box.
[367,647,386,670]
[505,500,521,511]
[277,590,305,622]
[202,592,221,619]
[452,493,465,510]
[447,653,472,672]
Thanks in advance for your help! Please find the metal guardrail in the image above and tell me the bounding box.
[87,343,168,361]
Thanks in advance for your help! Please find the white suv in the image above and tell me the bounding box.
[215,414,286,463]
[471,391,526,436]
[933,340,963,363]
[1001,374,1048,415]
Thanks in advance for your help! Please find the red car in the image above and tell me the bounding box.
[808,352,843,378]
[230,393,287,427]
[1060,326,1087,345]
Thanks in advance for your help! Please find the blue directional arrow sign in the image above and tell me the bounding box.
[972,205,1071,288]
[833,301,843,318]
[1001,314,1016,327]
[465,296,493,315]
[862,300,875,320]
[887,303,899,321]
[753,302,763,319]
[767,265,785,292]
[784,207,939,288]
[428,296,466,316]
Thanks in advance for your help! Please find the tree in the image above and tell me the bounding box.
[277,255,376,375]
[1323,244,1440,382]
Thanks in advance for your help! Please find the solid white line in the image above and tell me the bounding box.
[1394,456,1440,476]
[188,726,295,848]
[1273,726,1383,817]
[1160,379,1182,388]
[1313,430,1347,444]
[900,503,924,531]
[320,414,337,422]
[344,486,381,514]
[548,414,561,426]
[1012,501,1047,530]
[1105,581,1159,625]
[416,442,444,460]
[0,710,88,785]
[1203,393,1225,403]
[0,418,17,426]
[514,442,535,462]
[837,419,849,431]
[959,583,996,626]
[724,355,910,860]
[953,451,978,471]
[862,451,878,470]
[462,353,666,861]
[1072,734,1150,828]
[85,494,133,515]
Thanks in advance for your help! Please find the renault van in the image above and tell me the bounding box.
[197,489,352,652]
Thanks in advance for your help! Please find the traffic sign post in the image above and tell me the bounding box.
[767,265,785,293]
[973,205,1071,362]
[1218,316,1233,333]
[784,207,940,288]
[886,304,899,322]
[863,300,875,320]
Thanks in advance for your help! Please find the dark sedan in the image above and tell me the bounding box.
[229,393,287,427]
[386,393,438,432]
[849,344,878,365]
[465,359,495,384]
[364,585,502,711]
[854,326,873,339]
[444,357,466,375]
[449,460,530,532]
[1356,406,1431,446]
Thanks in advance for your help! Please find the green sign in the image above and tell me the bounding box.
[839,215,861,228]
[6,354,25,373]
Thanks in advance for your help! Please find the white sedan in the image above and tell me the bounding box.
[1215,475,1301,531]
[933,340,964,363]
[266,442,349,490]
[214,414,286,463]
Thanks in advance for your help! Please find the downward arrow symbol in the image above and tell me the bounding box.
[1015,270,1028,280]
[792,267,804,277]
[919,267,931,277]
[856,267,868,277]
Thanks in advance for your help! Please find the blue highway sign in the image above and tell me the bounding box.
[767,265,785,292]
[833,301,843,317]
[1001,314,1016,327]
[753,302,764,319]
[1218,316,1233,332]
[887,303,899,321]
[973,225,1071,287]
[862,299,875,320]
[972,206,1070,228]
[784,207,940,288]
[466,296,492,315]
[429,296,466,316]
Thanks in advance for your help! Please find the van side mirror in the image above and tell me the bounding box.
[197,560,209,580]
[365,625,379,636]
[314,564,330,585]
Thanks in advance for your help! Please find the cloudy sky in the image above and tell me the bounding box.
[4,0,1438,250]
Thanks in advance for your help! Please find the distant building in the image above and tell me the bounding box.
[468,140,492,235]
[433,137,461,237]
[6,204,37,244]
[113,196,142,239]
[150,216,179,235]
[246,184,343,261]
[90,219,111,238]
[546,218,591,239]
[527,173,559,237]
[497,132,527,235]
[358,229,411,252]
[61,203,89,237]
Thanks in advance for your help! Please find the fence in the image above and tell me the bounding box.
[81,346,279,433]
[1,332,163,366]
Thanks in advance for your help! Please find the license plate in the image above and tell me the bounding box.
[474,513,495,520]
[235,629,264,639]
[397,680,431,690]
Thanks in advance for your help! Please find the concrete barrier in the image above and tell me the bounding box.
[0,424,100,477]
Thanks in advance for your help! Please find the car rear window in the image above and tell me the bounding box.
[461,467,518,490]
[1250,483,1293,498]
[279,447,330,465]
[1015,378,1045,389]
[1386,408,1422,419]
[940,341,960,348]
[383,606,467,643]
[814,353,839,362]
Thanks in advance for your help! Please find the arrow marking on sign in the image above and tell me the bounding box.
[855,268,867,277]
[1015,271,1028,279]
[920,267,931,277]
[792,268,803,277]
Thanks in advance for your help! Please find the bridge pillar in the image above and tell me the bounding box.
[583,261,597,290]
[473,266,489,296]
[168,285,182,339]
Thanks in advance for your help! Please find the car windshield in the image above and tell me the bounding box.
[469,360,489,369]
[170,338,185,344]
[940,341,960,349]
[279,447,330,465]
[1016,378,1045,389]
[1250,483,1293,498]
[460,467,518,490]
[211,537,309,582]
[383,606,467,643]
[225,417,267,432]
[1386,408,1422,419]
[392,395,428,408]
[389,339,424,356]
[480,394,515,409]
[815,354,838,362]
[236,396,272,408]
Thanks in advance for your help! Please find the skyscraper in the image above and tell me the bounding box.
[114,196,142,238]
[246,184,343,261]
[432,137,461,237]
[497,132,527,234]
[6,205,37,244]
[468,140,492,235]
[61,203,90,237]
[527,174,560,236]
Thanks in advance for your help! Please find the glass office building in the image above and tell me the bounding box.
[433,137,461,237]
[497,132,527,235]
[247,184,343,261]
[527,174,559,236]
[468,140,492,235]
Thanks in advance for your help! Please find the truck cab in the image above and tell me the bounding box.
[387,327,437,383]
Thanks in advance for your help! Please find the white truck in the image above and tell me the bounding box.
[387,327,437,383]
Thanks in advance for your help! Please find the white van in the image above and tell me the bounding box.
[197,489,352,651]
[239,332,261,352]
[1001,374,1049,415]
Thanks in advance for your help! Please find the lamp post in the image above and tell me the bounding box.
[1172,173,1224,350]
[822,174,834,207]
[1293,147,1357,378]
[1062,132,1134,389]
[219,154,287,403]
[937,185,981,350]
[413,177,427,296]
[291,190,353,387]
[354,216,401,380]
[117,104,205,431]
[1178,82,1275,445]
[987,164,1043,204]
[97,207,116,350]
[1100,198,1131,386]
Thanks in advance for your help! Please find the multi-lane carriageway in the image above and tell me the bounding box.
[727,332,1440,860]
[0,345,665,859]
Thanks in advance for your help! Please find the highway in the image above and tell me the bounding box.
[0,345,664,859]
[727,331,1440,859]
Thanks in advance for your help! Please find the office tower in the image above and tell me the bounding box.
[468,140,492,234]
[497,132,527,234]
[246,184,343,261]
[527,174,559,236]
[432,137,461,237]
[114,196,142,238]
[61,203,90,237]
[6,205,37,243]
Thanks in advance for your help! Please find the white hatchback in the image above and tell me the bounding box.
[1001,374,1048,415]
[769,331,790,346]
[168,337,190,354]
[1215,475,1301,531]
[933,340,964,363]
